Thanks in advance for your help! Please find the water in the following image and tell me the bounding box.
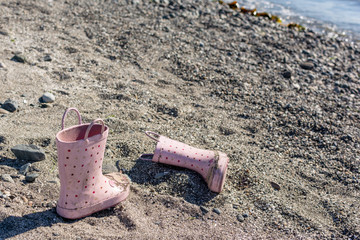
[228,0,360,41]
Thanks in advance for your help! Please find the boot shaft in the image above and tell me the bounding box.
[153,135,216,180]
[56,122,109,209]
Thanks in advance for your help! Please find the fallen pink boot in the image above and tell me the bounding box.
[141,131,229,193]
[55,108,130,219]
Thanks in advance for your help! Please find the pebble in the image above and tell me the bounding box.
[243,213,249,218]
[21,196,28,203]
[270,181,281,190]
[11,54,26,63]
[293,83,300,90]
[11,144,46,162]
[154,172,169,179]
[2,99,18,112]
[1,174,14,183]
[41,92,55,103]
[299,62,314,70]
[40,103,52,108]
[237,214,245,222]
[0,190,7,198]
[46,201,57,208]
[19,163,32,175]
[213,208,221,215]
[0,108,9,114]
[25,173,39,183]
[43,54,52,62]
[200,206,209,214]
[0,62,5,68]
[282,70,291,79]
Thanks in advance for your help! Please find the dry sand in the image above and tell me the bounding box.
[0,0,359,239]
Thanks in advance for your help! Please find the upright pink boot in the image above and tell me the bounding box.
[56,108,130,219]
[141,132,229,193]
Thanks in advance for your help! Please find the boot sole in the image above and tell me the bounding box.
[56,184,130,219]
[208,151,229,193]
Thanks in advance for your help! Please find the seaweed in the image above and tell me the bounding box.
[218,1,305,29]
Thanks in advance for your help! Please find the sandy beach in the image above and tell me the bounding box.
[0,0,359,239]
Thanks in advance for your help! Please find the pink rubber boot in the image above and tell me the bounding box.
[56,108,130,219]
[141,131,229,193]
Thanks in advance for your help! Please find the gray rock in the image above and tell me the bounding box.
[1,174,14,183]
[11,144,46,162]
[25,173,39,182]
[237,214,245,222]
[154,172,169,179]
[0,190,8,198]
[43,54,52,62]
[11,54,26,63]
[243,213,249,218]
[41,92,55,103]
[0,30,8,36]
[19,163,32,175]
[300,62,314,70]
[200,206,209,213]
[2,99,18,112]
[282,70,291,79]
[302,49,311,55]
[213,208,221,215]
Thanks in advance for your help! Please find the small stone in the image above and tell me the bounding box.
[1,174,14,183]
[41,92,55,103]
[243,213,249,218]
[43,54,52,62]
[299,62,314,70]
[40,103,52,108]
[270,181,281,190]
[154,172,169,179]
[302,50,311,55]
[0,190,6,198]
[21,196,28,203]
[25,173,39,183]
[200,206,209,214]
[46,201,56,208]
[2,99,18,112]
[282,70,291,79]
[19,163,32,175]
[0,62,5,68]
[0,108,9,114]
[28,201,33,207]
[213,208,221,215]
[293,83,300,90]
[11,54,26,63]
[237,214,245,222]
[0,30,8,36]
[11,144,46,162]
[48,179,60,187]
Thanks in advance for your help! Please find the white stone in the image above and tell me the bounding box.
[41,92,55,103]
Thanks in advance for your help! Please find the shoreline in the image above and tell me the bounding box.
[222,0,360,43]
[1,0,359,239]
